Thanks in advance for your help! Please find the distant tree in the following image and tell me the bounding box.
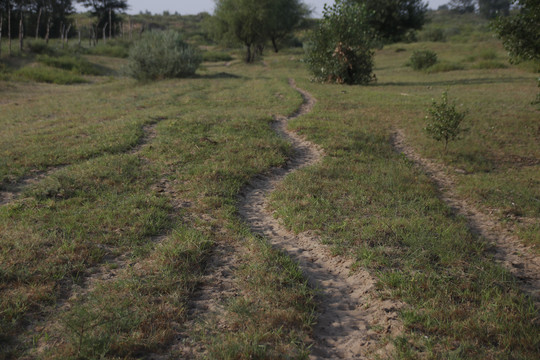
[478,0,510,18]
[447,0,476,13]
[305,0,376,84]
[213,0,265,63]
[264,0,310,52]
[350,0,428,43]
[493,0,539,62]
[77,0,127,38]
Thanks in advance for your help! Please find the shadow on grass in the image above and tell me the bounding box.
[197,72,244,80]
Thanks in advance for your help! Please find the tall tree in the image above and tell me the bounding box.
[493,0,540,62]
[350,0,428,43]
[264,0,310,52]
[78,0,127,38]
[447,0,476,13]
[478,0,510,18]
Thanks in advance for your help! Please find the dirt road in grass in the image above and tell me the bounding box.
[392,129,540,308]
[238,79,403,359]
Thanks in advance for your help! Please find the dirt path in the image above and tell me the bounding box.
[392,129,540,307]
[238,79,403,359]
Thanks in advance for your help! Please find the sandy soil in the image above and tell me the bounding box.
[392,129,540,307]
[237,79,403,359]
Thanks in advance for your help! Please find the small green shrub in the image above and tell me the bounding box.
[36,55,103,75]
[202,51,233,62]
[426,62,465,73]
[472,60,508,69]
[26,40,56,56]
[88,40,130,58]
[409,50,438,70]
[478,48,498,60]
[127,30,202,81]
[419,28,446,42]
[304,0,376,85]
[15,65,87,84]
[425,90,467,152]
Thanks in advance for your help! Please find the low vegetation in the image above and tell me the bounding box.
[0,5,538,360]
[126,30,202,80]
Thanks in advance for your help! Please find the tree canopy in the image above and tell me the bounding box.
[493,0,540,62]
[305,0,376,84]
[212,0,309,62]
[77,0,128,36]
[350,0,428,42]
[478,0,510,19]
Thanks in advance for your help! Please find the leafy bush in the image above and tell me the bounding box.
[304,0,376,85]
[202,51,233,62]
[127,31,202,81]
[472,60,508,69]
[15,65,87,84]
[88,40,131,58]
[26,40,57,56]
[419,28,446,42]
[37,55,103,75]
[425,90,467,152]
[409,49,438,70]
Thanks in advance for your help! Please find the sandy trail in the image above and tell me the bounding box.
[392,129,540,307]
[238,79,403,359]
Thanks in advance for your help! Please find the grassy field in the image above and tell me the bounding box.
[0,24,539,359]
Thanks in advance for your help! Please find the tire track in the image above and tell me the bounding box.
[392,129,540,307]
[238,79,403,359]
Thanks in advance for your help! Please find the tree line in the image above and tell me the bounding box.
[0,0,128,52]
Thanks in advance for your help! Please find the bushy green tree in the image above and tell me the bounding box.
[77,0,127,37]
[212,0,309,62]
[265,0,310,52]
[126,30,202,81]
[350,0,428,43]
[493,0,540,62]
[448,0,476,13]
[425,90,467,152]
[478,0,510,19]
[212,0,265,63]
[305,0,376,84]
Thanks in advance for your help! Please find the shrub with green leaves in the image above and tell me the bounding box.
[37,55,102,75]
[127,30,202,81]
[410,49,438,70]
[304,0,376,85]
[425,90,467,152]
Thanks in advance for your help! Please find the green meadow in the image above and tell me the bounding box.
[0,13,539,360]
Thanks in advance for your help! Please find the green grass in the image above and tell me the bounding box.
[0,59,315,359]
[202,51,234,62]
[36,55,103,75]
[268,40,539,358]
[13,65,87,84]
[0,27,539,359]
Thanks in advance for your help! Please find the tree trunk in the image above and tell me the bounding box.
[45,17,50,44]
[246,44,252,63]
[18,11,22,52]
[129,18,132,41]
[108,8,112,39]
[76,20,81,46]
[0,15,3,58]
[103,23,108,43]
[60,22,64,48]
[35,7,42,40]
[64,24,71,47]
[271,37,279,53]
[8,7,11,56]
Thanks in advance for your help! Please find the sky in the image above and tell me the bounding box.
[102,1,450,17]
